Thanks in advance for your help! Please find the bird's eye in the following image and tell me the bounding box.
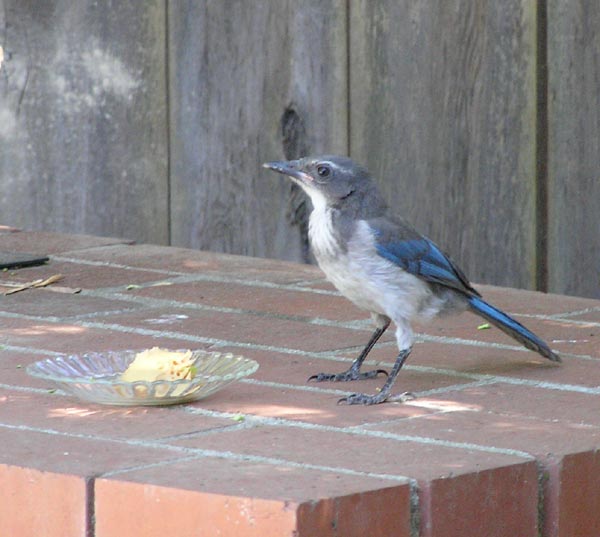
[316,164,331,178]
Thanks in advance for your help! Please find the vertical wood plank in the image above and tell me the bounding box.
[168,1,348,262]
[350,0,538,289]
[0,0,168,244]
[547,1,600,298]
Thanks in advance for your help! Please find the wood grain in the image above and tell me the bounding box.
[168,0,348,262]
[0,0,168,244]
[0,2,598,298]
[547,1,600,298]
[349,0,538,290]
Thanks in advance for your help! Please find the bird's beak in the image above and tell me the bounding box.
[262,160,313,184]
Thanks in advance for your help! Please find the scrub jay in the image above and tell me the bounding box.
[264,156,560,405]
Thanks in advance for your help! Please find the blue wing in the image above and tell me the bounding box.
[369,217,479,296]
[368,217,560,362]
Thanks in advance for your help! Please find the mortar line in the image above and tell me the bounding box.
[0,422,409,483]
[47,255,599,321]
[0,309,484,359]
[101,448,411,483]
[79,288,371,329]
[545,307,600,319]
[1,307,574,361]
[0,414,532,479]
[0,382,67,395]
[91,275,341,297]
[0,344,63,356]
[3,311,600,394]
[0,382,582,461]
[50,255,190,275]
[85,475,95,537]
[50,255,337,295]
[180,407,535,460]
[518,312,600,327]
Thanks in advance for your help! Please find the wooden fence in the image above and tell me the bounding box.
[0,1,598,298]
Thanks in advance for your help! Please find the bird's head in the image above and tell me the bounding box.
[263,155,381,213]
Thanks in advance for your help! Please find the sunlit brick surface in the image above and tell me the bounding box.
[1,229,599,536]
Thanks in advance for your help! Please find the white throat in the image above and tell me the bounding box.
[306,188,340,259]
[304,184,328,214]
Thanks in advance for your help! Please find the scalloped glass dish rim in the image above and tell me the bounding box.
[25,349,259,406]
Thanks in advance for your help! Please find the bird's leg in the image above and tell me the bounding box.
[338,346,412,405]
[308,317,390,383]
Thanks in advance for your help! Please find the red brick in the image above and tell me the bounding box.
[0,428,189,536]
[561,309,600,324]
[414,313,600,357]
[299,279,338,292]
[0,349,56,390]
[213,346,334,385]
[373,410,600,461]
[134,279,365,322]
[0,465,87,537]
[107,307,374,352]
[0,230,132,254]
[68,243,323,283]
[407,383,600,429]
[370,388,600,537]
[3,235,600,536]
[543,450,600,537]
[420,462,538,537]
[108,424,531,535]
[474,284,600,316]
[98,484,336,537]
[363,340,600,388]
[187,379,440,427]
[0,428,182,477]
[171,423,529,482]
[215,346,475,396]
[0,317,95,351]
[0,316,209,355]
[96,455,407,503]
[0,389,235,441]
[95,458,410,537]
[1,258,167,290]
[296,487,411,537]
[0,287,145,318]
[95,480,298,537]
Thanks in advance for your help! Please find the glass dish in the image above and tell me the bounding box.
[26,349,259,406]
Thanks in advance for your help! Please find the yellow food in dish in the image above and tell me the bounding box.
[120,348,196,396]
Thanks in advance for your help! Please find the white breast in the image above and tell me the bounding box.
[310,218,446,323]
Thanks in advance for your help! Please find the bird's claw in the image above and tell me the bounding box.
[337,392,389,405]
[337,390,415,406]
[388,391,416,403]
[307,369,388,383]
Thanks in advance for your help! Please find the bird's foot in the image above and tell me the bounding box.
[338,390,415,406]
[388,391,416,403]
[308,368,388,383]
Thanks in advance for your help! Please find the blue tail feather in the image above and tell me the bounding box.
[468,296,560,362]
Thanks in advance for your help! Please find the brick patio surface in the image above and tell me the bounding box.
[1,227,600,537]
